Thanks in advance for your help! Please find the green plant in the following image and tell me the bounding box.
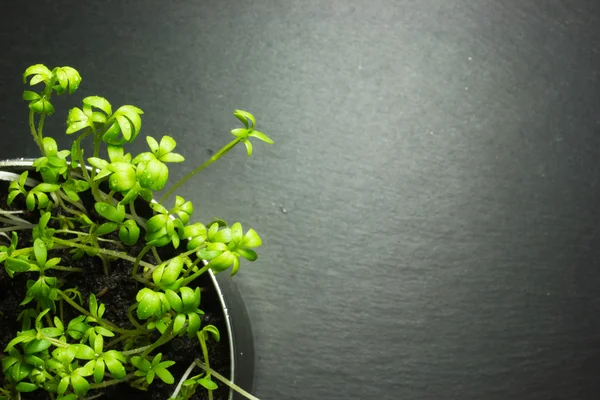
[0,64,272,400]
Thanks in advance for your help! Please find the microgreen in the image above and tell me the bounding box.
[1,63,270,399]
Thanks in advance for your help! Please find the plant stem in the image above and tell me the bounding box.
[160,138,241,203]
[57,190,88,214]
[132,245,153,283]
[140,322,174,357]
[0,226,36,233]
[195,360,260,400]
[181,264,210,287]
[89,372,135,389]
[50,265,85,272]
[56,289,139,335]
[29,111,43,153]
[171,361,197,400]
[120,345,151,356]
[127,303,147,331]
[151,247,162,264]
[52,237,156,271]
[197,332,213,400]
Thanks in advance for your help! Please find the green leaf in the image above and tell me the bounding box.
[93,358,105,383]
[208,251,235,272]
[196,248,221,260]
[6,257,31,273]
[230,222,243,243]
[26,192,35,211]
[94,326,115,337]
[104,353,126,379]
[4,335,31,352]
[173,313,186,335]
[154,366,175,384]
[93,334,103,354]
[16,382,38,393]
[97,222,119,236]
[60,66,82,94]
[40,327,63,338]
[33,239,47,268]
[146,136,159,153]
[95,202,125,223]
[23,339,51,354]
[34,183,60,193]
[233,109,255,129]
[72,344,95,360]
[107,145,125,163]
[186,313,201,337]
[212,228,232,244]
[158,136,177,155]
[202,325,220,342]
[119,219,140,246]
[22,90,41,101]
[131,356,151,372]
[165,290,183,313]
[70,373,90,395]
[83,96,112,116]
[197,377,218,390]
[248,130,274,144]
[89,294,98,317]
[236,248,258,261]
[136,288,161,320]
[230,128,248,139]
[116,115,132,141]
[24,354,45,368]
[162,152,186,164]
[161,256,183,286]
[243,139,253,156]
[23,64,52,84]
[242,229,262,248]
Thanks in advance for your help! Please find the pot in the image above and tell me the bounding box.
[0,158,255,400]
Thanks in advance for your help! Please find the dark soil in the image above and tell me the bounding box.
[0,173,231,400]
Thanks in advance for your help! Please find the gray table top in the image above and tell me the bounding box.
[2,1,600,399]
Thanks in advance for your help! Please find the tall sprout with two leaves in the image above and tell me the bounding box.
[0,64,272,400]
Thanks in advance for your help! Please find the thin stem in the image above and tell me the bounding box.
[45,337,69,348]
[171,361,197,400]
[100,254,110,276]
[50,192,81,216]
[151,247,162,264]
[53,237,156,271]
[29,111,43,153]
[121,345,151,357]
[0,226,36,233]
[160,138,241,203]
[50,265,85,272]
[197,332,213,400]
[89,372,135,389]
[0,217,34,227]
[195,360,261,400]
[54,230,122,245]
[133,245,153,283]
[0,208,31,224]
[181,264,210,287]
[56,289,139,335]
[127,303,147,331]
[141,322,174,357]
[82,393,105,400]
[57,190,88,214]
[60,299,64,323]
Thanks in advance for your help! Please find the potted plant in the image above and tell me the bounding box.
[0,64,272,400]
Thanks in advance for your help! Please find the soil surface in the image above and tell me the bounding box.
[0,174,231,400]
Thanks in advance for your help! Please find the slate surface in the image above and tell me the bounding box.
[1,1,600,399]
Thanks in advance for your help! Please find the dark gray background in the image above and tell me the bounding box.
[2,1,600,399]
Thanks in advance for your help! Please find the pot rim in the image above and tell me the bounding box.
[0,158,255,400]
